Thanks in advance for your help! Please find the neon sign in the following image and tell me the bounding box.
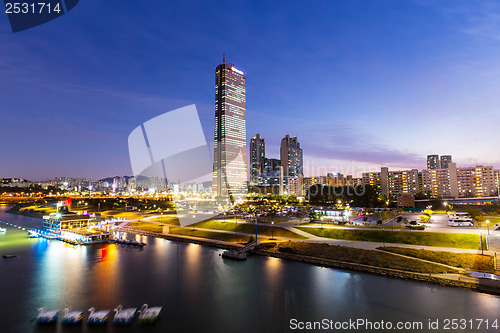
[231,66,244,75]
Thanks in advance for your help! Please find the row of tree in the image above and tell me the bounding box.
[306,185,381,207]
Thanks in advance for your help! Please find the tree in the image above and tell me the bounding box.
[419,215,430,223]
[308,210,318,222]
[466,207,485,223]
[268,207,277,224]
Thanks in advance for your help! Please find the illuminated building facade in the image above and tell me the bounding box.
[280,135,303,187]
[440,155,453,169]
[427,154,440,170]
[250,134,265,185]
[212,57,248,199]
[456,166,496,198]
[422,163,458,198]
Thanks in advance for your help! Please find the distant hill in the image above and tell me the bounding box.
[98,176,134,183]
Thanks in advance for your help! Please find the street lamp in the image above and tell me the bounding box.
[487,220,490,236]
[271,221,275,240]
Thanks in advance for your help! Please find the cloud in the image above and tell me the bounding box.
[302,124,422,168]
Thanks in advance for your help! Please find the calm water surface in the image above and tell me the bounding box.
[1,205,500,332]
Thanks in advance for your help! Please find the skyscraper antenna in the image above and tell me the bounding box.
[223,54,225,64]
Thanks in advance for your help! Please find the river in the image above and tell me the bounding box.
[1,205,500,332]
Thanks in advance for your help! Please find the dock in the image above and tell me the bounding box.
[221,241,257,260]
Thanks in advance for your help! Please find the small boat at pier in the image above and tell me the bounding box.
[3,254,16,258]
[221,250,247,260]
[0,227,6,233]
[113,238,146,247]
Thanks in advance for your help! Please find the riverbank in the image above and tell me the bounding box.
[253,247,500,296]
[120,226,500,296]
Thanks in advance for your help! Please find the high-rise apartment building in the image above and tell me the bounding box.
[457,166,496,198]
[440,155,452,169]
[264,158,280,174]
[427,155,440,170]
[280,135,303,185]
[212,57,247,199]
[249,134,265,185]
[422,163,458,198]
[362,167,417,198]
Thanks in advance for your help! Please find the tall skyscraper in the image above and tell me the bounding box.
[427,154,439,170]
[250,134,265,185]
[212,57,248,199]
[440,155,452,169]
[280,135,303,185]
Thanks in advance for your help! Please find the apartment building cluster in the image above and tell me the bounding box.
[362,155,500,199]
[286,173,362,196]
[249,134,304,194]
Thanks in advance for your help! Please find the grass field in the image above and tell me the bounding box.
[127,221,272,243]
[379,247,495,273]
[302,222,409,230]
[296,227,486,250]
[127,221,165,233]
[149,215,180,225]
[485,217,500,227]
[192,220,307,239]
[276,241,458,274]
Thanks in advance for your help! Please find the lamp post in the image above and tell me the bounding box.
[271,221,275,240]
[481,232,484,255]
[487,220,490,236]
[255,211,258,243]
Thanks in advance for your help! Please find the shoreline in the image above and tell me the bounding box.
[121,226,500,297]
[8,208,500,296]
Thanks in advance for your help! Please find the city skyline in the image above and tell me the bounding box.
[2,0,500,180]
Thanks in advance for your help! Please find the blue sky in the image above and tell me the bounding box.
[1,0,500,179]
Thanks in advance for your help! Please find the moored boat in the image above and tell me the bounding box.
[137,304,162,323]
[36,308,59,324]
[113,305,137,325]
[61,308,84,324]
[87,307,110,325]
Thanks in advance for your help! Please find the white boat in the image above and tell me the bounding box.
[36,308,59,324]
[0,227,6,232]
[137,304,162,323]
[113,305,137,325]
[87,307,110,324]
[61,308,84,324]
